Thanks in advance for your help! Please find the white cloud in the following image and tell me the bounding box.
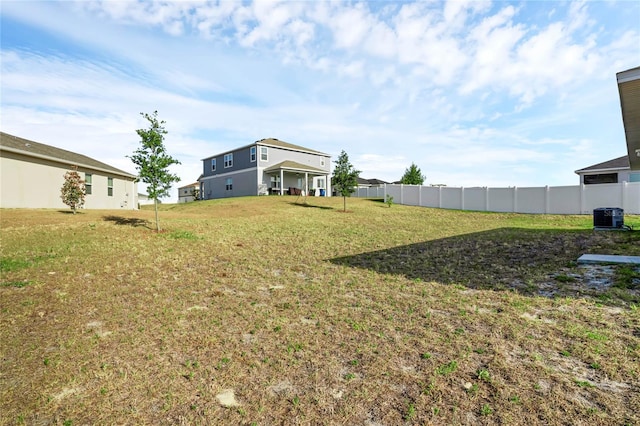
[2,0,638,200]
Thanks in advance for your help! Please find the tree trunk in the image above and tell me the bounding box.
[343,196,346,212]
[154,198,160,232]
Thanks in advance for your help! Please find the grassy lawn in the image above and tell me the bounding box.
[1,196,639,425]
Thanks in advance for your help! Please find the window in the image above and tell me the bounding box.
[630,172,640,183]
[225,178,233,191]
[270,176,280,188]
[250,146,256,162]
[224,153,233,168]
[260,147,268,161]
[107,177,113,196]
[317,178,325,189]
[211,159,216,171]
[584,173,618,185]
[321,158,325,167]
[85,173,92,195]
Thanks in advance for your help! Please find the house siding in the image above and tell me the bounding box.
[1,150,136,209]
[203,146,256,179]
[201,168,258,199]
[259,144,329,172]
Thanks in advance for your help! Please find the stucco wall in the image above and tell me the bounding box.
[1,151,137,209]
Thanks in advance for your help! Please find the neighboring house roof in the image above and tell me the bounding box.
[178,182,199,189]
[0,132,136,179]
[367,178,389,185]
[575,156,630,174]
[617,66,640,170]
[256,138,329,156]
[264,160,327,174]
[201,137,329,160]
[357,177,389,186]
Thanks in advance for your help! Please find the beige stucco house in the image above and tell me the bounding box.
[177,181,200,203]
[1,132,137,209]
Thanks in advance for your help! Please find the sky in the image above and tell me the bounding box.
[1,0,639,201]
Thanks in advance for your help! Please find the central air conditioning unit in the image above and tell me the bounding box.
[593,207,624,228]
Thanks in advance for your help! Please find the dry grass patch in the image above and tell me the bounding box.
[1,197,639,425]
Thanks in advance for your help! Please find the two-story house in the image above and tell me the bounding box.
[200,138,331,199]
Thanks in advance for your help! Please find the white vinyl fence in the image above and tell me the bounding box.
[379,182,640,215]
[355,186,386,198]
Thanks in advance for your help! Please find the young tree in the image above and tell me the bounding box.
[60,168,86,214]
[400,163,426,185]
[190,187,200,201]
[129,111,181,231]
[332,150,360,212]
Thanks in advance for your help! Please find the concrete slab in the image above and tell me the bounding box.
[577,254,640,265]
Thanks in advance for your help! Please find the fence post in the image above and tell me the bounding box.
[419,185,423,207]
[513,187,518,212]
[438,185,442,208]
[400,184,404,205]
[461,187,465,211]
[485,187,489,212]
[545,186,549,214]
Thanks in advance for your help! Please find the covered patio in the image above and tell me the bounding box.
[263,160,330,196]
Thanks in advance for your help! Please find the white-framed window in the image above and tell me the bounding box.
[270,176,280,188]
[107,177,114,196]
[317,178,325,189]
[225,178,233,190]
[260,147,268,161]
[321,158,325,167]
[85,173,92,195]
[211,159,216,171]
[250,146,256,162]
[224,153,233,168]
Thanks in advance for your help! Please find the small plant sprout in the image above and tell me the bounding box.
[481,404,493,416]
[404,403,416,420]
[436,360,458,375]
[385,194,394,207]
[477,369,490,382]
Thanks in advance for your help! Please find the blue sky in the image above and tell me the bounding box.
[1,0,639,200]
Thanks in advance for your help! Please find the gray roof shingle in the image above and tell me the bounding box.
[0,132,136,178]
[575,156,629,173]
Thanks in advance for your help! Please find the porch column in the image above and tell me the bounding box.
[326,173,331,197]
[304,172,308,196]
[280,169,284,195]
